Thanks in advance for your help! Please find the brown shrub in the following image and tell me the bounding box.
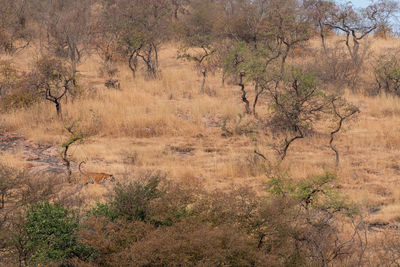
[114,222,269,267]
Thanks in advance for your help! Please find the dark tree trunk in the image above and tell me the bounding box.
[252,82,264,116]
[281,127,304,160]
[239,73,251,114]
[1,193,4,209]
[55,101,61,117]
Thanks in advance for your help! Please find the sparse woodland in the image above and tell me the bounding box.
[1,0,400,266]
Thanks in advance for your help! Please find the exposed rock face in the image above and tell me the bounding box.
[0,132,67,175]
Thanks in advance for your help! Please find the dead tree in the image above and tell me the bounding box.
[107,0,170,79]
[330,98,359,167]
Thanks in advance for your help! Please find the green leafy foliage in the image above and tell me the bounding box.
[110,175,162,222]
[89,173,177,225]
[61,133,83,148]
[374,55,400,95]
[268,171,356,214]
[88,202,118,221]
[224,41,279,84]
[271,68,327,131]
[23,202,93,265]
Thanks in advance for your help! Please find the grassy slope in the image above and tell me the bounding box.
[1,38,400,227]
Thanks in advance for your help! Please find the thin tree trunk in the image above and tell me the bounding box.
[252,82,263,116]
[128,52,138,78]
[319,20,327,54]
[239,73,251,114]
[329,133,340,167]
[62,145,72,183]
[201,70,206,94]
[330,100,358,167]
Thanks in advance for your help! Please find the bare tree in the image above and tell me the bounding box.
[180,46,216,94]
[0,0,32,54]
[303,0,335,54]
[330,97,359,167]
[270,0,313,74]
[171,0,189,19]
[324,0,399,65]
[92,2,122,88]
[30,0,93,85]
[102,0,172,79]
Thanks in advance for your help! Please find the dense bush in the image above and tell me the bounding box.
[0,170,377,266]
[0,61,40,110]
[17,202,93,266]
[374,55,400,95]
[69,172,364,266]
[89,172,196,225]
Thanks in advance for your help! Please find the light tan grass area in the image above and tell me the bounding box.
[0,150,28,170]
[2,38,400,224]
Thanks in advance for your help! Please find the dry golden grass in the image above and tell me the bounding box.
[1,37,400,225]
[0,150,28,170]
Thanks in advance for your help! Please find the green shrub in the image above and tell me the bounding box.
[88,202,117,221]
[90,172,193,226]
[23,202,93,266]
[374,55,400,95]
[111,175,162,222]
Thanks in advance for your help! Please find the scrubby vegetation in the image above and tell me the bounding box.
[0,171,370,266]
[0,0,400,266]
